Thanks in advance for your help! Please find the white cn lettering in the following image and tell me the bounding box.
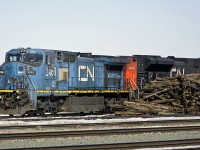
[78,65,94,81]
[170,67,185,77]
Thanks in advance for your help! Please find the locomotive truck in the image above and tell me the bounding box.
[0,48,137,116]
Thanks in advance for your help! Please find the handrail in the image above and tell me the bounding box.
[130,78,140,100]
[25,75,36,91]
[140,77,145,89]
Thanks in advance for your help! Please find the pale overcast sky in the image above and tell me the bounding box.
[0,0,199,64]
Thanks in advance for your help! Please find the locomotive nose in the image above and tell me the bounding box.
[1,62,26,90]
[4,62,26,76]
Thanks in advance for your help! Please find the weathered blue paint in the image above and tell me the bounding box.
[0,48,130,105]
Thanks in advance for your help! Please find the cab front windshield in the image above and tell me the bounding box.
[23,54,43,66]
[23,54,43,63]
[6,53,22,62]
[6,53,43,66]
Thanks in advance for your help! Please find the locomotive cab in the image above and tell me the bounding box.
[0,48,44,115]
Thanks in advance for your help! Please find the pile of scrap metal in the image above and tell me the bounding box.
[114,74,200,115]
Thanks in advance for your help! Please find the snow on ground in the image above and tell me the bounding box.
[1,114,200,126]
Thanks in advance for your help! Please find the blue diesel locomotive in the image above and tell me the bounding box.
[0,48,137,116]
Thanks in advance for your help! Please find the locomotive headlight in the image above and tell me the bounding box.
[20,49,26,53]
[0,68,4,75]
[0,70,4,75]
[0,95,2,99]
[16,96,20,99]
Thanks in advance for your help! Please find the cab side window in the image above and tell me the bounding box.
[46,55,55,66]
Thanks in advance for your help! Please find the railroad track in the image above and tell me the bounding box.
[5,139,200,150]
[1,125,200,140]
[1,118,200,130]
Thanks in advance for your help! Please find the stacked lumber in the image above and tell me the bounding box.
[115,74,200,115]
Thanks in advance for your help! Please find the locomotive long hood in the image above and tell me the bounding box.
[145,57,174,72]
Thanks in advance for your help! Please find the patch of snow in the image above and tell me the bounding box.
[1,115,200,126]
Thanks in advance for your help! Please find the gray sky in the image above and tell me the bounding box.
[0,0,199,64]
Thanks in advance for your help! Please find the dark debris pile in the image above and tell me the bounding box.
[114,74,200,115]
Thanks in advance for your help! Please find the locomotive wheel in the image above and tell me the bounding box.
[21,113,25,117]
[37,108,45,116]
[51,108,58,115]
[27,110,37,117]
[95,111,103,115]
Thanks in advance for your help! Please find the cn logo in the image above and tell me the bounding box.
[78,65,94,82]
[170,67,185,77]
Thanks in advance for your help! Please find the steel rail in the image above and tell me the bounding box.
[1,125,200,140]
[5,138,200,150]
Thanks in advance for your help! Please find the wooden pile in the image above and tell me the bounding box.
[114,74,200,115]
